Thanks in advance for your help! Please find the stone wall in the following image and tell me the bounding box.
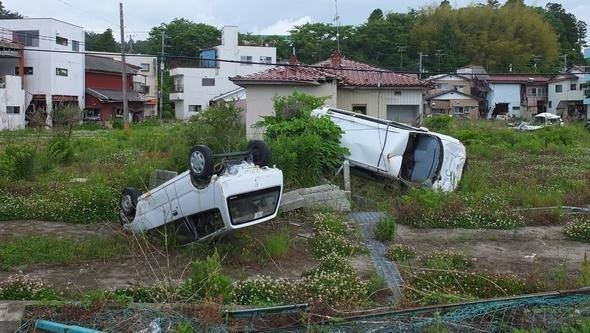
[279,184,350,213]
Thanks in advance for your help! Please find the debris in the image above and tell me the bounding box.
[35,319,104,333]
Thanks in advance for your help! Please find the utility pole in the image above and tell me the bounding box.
[334,0,340,52]
[159,31,165,120]
[119,1,129,131]
[435,49,444,73]
[398,46,406,72]
[418,52,428,79]
[562,54,568,72]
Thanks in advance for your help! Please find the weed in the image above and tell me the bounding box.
[387,244,416,262]
[581,253,590,287]
[183,251,232,301]
[0,274,60,301]
[374,215,396,242]
[422,250,471,270]
[564,216,590,242]
[263,232,290,259]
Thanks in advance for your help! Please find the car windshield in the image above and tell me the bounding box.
[227,187,281,225]
[400,133,443,184]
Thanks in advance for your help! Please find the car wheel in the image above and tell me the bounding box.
[247,140,270,167]
[121,187,141,221]
[189,145,214,182]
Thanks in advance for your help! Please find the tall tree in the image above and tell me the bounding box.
[0,1,21,19]
[85,29,119,53]
[539,3,587,67]
[145,18,219,57]
[289,23,354,63]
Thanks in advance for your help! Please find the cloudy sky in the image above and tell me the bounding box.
[4,0,589,42]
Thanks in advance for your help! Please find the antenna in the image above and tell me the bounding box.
[334,0,340,52]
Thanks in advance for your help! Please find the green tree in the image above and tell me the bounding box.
[85,29,119,52]
[0,1,21,19]
[368,9,384,22]
[289,23,354,63]
[145,18,219,57]
[539,3,587,67]
[239,33,292,61]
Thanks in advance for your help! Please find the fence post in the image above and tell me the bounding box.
[343,159,351,200]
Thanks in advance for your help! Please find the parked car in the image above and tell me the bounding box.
[312,107,467,192]
[514,112,564,131]
[120,141,283,242]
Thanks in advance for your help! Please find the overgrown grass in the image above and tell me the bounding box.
[0,235,130,268]
[374,215,396,242]
[263,233,290,259]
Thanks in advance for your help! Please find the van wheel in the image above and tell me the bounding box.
[189,145,214,182]
[121,187,141,220]
[247,140,270,167]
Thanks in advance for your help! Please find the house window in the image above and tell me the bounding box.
[12,30,39,47]
[394,91,402,96]
[386,105,418,123]
[6,106,20,114]
[140,63,150,72]
[260,56,272,64]
[71,40,79,52]
[570,83,577,91]
[115,108,124,117]
[202,78,215,86]
[548,101,552,108]
[84,109,100,121]
[188,105,202,112]
[56,68,68,76]
[240,55,253,65]
[555,84,562,93]
[15,67,33,75]
[173,76,183,92]
[530,87,537,96]
[512,106,520,111]
[55,36,68,46]
[352,105,367,115]
[437,83,449,90]
[454,85,465,91]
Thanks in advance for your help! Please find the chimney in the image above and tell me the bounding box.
[330,50,343,68]
[288,54,299,65]
[221,26,238,47]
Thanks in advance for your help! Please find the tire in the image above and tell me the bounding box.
[247,140,270,167]
[188,145,214,182]
[121,187,141,219]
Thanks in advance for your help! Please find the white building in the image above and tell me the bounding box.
[89,52,158,117]
[0,18,85,125]
[169,26,276,120]
[548,67,588,119]
[0,41,25,130]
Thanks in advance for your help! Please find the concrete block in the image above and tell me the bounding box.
[0,302,25,332]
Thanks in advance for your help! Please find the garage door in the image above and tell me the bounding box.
[386,105,419,123]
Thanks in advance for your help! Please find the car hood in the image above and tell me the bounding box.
[430,133,467,192]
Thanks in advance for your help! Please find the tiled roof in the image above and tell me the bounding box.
[86,88,144,102]
[487,75,549,84]
[231,51,427,88]
[548,73,579,83]
[85,55,139,75]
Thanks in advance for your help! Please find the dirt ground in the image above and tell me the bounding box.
[395,224,588,278]
[0,219,320,296]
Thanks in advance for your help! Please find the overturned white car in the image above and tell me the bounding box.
[312,107,467,192]
[119,141,283,242]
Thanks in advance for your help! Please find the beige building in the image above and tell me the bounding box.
[425,74,473,95]
[231,51,428,139]
[425,90,479,118]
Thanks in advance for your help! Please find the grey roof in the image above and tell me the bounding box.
[86,88,145,102]
[85,55,139,75]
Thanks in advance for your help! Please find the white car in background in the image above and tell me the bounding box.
[312,107,467,192]
[514,112,564,131]
[119,141,283,243]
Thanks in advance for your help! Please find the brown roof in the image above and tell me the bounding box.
[231,51,428,88]
[548,73,579,83]
[85,55,139,75]
[487,75,549,84]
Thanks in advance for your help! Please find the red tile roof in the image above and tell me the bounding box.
[487,74,549,84]
[231,51,427,88]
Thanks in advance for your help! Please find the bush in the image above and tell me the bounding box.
[184,102,246,153]
[184,251,232,301]
[387,244,416,262]
[374,215,396,241]
[0,274,60,301]
[422,250,471,270]
[564,216,590,242]
[0,145,36,180]
[423,115,453,133]
[46,135,74,164]
[261,92,347,188]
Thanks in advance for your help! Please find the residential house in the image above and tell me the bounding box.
[230,51,429,139]
[456,65,491,117]
[169,26,276,120]
[89,52,158,117]
[548,67,588,119]
[485,75,549,119]
[584,52,590,122]
[0,18,85,125]
[424,90,479,118]
[84,55,145,122]
[425,73,472,95]
[0,40,25,130]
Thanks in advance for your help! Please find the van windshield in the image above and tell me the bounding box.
[227,187,281,225]
[400,133,443,184]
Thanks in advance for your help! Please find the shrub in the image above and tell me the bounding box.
[374,215,396,241]
[46,135,74,164]
[387,244,416,262]
[564,216,590,242]
[263,233,290,259]
[0,274,60,301]
[261,92,347,188]
[0,145,36,180]
[184,102,246,153]
[184,251,232,301]
[422,250,471,270]
[423,115,453,133]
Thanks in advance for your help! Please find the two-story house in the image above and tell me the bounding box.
[169,26,276,120]
[0,18,85,126]
[486,75,549,119]
[548,67,588,120]
[0,40,25,130]
[424,74,479,118]
[231,51,428,139]
[85,55,145,122]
